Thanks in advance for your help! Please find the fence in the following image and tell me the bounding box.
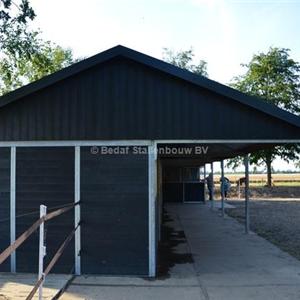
[0,201,81,300]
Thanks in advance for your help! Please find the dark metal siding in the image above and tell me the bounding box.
[81,146,149,275]
[0,57,298,141]
[0,148,11,271]
[184,183,205,202]
[16,147,74,273]
[163,183,183,203]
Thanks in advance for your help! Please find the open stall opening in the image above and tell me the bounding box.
[162,166,206,203]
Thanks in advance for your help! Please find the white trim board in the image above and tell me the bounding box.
[155,139,300,144]
[148,143,157,277]
[74,146,81,275]
[0,141,152,147]
[0,139,298,147]
[10,146,16,273]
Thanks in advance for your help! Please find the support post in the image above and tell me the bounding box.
[74,146,81,275]
[148,142,157,277]
[220,160,225,217]
[10,146,16,272]
[203,164,206,203]
[38,205,47,300]
[157,159,163,241]
[210,162,214,210]
[244,154,250,234]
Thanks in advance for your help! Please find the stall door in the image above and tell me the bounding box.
[81,146,149,275]
[16,147,74,273]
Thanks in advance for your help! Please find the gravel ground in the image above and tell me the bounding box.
[225,200,300,261]
[214,186,300,199]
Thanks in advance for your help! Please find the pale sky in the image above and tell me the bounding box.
[30,0,300,84]
[29,0,300,171]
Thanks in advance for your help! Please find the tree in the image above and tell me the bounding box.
[162,47,208,77]
[232,47,300,113]
[229,47,300,186]
[0,31,76,95]
[0,0,36,57]
[0,0,35,25]
[0,1,78,94]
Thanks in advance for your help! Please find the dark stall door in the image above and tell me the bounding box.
[184,182,205,202]
[81,146,149,275]
[16,147,74,273]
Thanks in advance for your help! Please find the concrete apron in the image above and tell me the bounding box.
[61,203,300,300]
[0,273,71,299]
[1,203,300,300]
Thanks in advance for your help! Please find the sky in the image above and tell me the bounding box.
[29,0,300,171]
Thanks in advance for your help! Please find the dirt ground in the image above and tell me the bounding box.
[225,199,300,261]
[213,186,300,199]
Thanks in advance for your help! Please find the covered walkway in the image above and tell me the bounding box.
[165,203,300,299]
[58,203,300,300]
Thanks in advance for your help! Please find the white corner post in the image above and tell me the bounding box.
[75,146,81,275]
[203,164,206,202]
[157,158,163,242]
[220,160,225,217]
[148,142,157,277]
[38,205,47,300]
[10,146,16,273]
[210,162,214,210]
[244,154,250,234]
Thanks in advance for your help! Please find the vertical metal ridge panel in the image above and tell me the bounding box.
[16,147,74,273]
[0,57,298,141]
[81,146,149,275]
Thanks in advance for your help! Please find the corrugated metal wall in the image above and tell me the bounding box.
[0,57,298,141]
[81,146,149,275]
[16,147,74,273]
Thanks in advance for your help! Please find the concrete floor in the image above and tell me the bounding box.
[0,273,71,299]
[1,203,300,299]
[60,203,300,300]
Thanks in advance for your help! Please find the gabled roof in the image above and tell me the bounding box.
[1,45,300,128]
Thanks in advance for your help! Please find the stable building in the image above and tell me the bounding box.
[0,45,299,277]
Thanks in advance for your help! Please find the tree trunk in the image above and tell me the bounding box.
[266,155,272,187]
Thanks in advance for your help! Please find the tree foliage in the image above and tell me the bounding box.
[232,47,300,114]
[0,31,75,95]
[0,1,77,95]
[229,47,300,186]
[0,0,36,57]
[0,0,35,24]
[162,47,208,77]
